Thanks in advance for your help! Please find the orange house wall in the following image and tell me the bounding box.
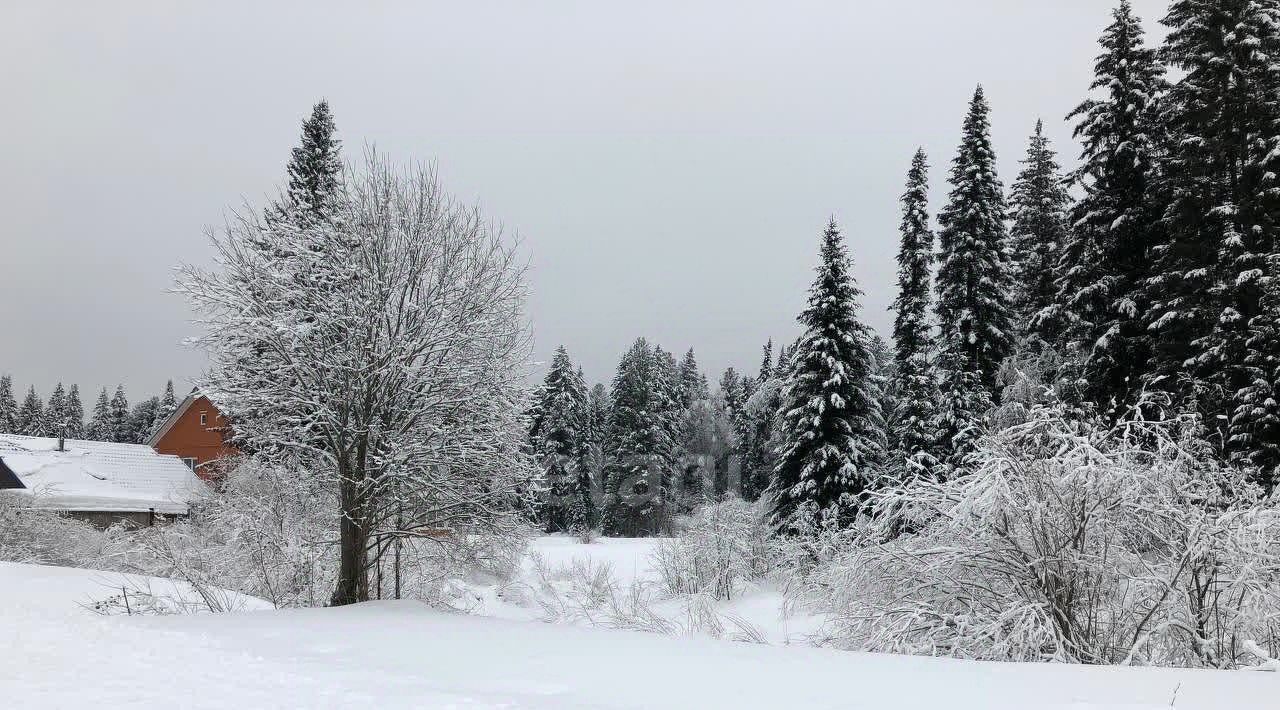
[152,396,238,481]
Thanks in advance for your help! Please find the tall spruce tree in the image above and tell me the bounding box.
[741,340,779,501]
[583,382,611,504]
[678,348,709,406]
[65,384,84,439]
[45,383,68,436]
[768,220,883,529]
[603,338,674,535]
[1237,270,1280,480]
[936,86,1016,395]
[568,367,596,534]
[1060,0,1167,418]
[1010,120,1072,343]
[108,385,129,443]
[0,375,17,433]
[890,149,939,471]
[934,86,1014,464]
[87,388,111,441]
[283,100,343,222]
[151,380,178,437]
[17,386,46,436]
[651,346,684,479]
[865,332,895,463]
[717,367,749,494]
[529,347,590,533]
[1145,0,1280,478]
[240,101,345,444]
[585,383,610,450]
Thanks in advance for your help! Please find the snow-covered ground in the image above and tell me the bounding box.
[2,541,1276,709]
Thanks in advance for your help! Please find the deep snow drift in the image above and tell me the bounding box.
[1,542,1276,709]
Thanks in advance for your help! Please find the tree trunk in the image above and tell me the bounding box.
[330,462,369,606]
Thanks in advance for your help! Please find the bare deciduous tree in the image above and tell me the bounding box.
[180,153,537,605]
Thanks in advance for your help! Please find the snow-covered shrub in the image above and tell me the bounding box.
[86,577,258,616]
[0,492,128,567]
[117,456,528,609]
[793,404,1280,668]
[652,497,770,601]
[519,551,767,642]
[523,552,619,620]
[0,454,528,611]
[990,346,1064,430]
[118,457,338,609]
[87,587,187,616]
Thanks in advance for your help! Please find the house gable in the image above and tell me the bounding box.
[148,393,237,480]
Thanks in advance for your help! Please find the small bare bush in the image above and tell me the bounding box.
[516,550,766,642]
[652,497,771,601]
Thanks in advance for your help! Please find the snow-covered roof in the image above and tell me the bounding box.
[0,434,206,515]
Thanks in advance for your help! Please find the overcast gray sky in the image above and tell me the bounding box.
[0,1,1170,400]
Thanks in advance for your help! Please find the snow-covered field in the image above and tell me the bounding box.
[1,539,1276,709]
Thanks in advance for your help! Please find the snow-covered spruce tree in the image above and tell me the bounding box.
[740,341,781,501]
[673,349,732,503]
[236,101,346,450]
[866,333,895,463]
[717,367,750,496]
[934,86,1014,466]
[86,388,111,441]
[585,382,610,446]
[65,384,84,439]
[126,397,160,445]
[1009,120,1071,344]
[652,345,685,480]
[935,86,1016,396]
[602,338,674,536]
[678,348,709,407]
[755,339,774,392]
[44,383,67,437]
[768,219,884,529]
[1059,0,1167,419]
[0,376,16,433]
[932,351,992,473]
[1145,0,1280,477]
[1236,266,1280,481]
[568,367,597,535]
[718,367,747,438]
[108,385,129,443]
[675,391,740,506]
[582,382,611,505]
[890,148,939,473]
[529,346,590,533]
[180,155,535,606]
[150,380,178,437]
[280,100,342,222]
[16,386,46,436]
